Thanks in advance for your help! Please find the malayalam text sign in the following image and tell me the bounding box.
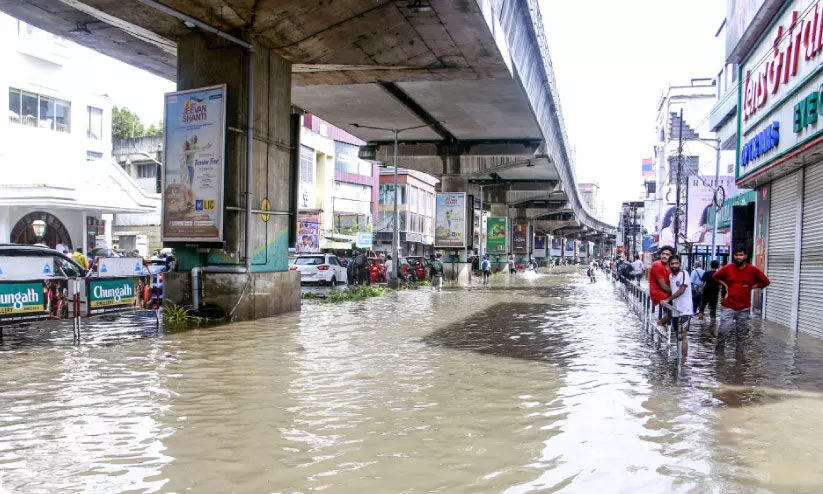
[162,85,226,243]
[486,217,507,254]
[435,193,467,248]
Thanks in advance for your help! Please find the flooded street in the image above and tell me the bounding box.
[2,270,823,493]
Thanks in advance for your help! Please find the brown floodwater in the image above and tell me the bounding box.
[1,269,822,493]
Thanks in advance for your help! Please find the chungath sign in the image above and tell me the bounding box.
[739,0,823,181]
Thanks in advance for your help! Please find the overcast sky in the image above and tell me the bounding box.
[89,1,726,225]
[539,0,726,223]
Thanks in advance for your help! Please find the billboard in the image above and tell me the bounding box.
[299,145,316,209]
[297,213,321,254]
[486,217,507,254]
[534,232,546,250]
[641,157,655,179]
[686,176,739,244]
[356,231,373,249]
[434,193,467,248]
[162,85,226,243]
[513,221,528,254]
[87,278,137,315]
[0,281,47,322]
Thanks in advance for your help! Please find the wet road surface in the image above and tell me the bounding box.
[2,270,823,492]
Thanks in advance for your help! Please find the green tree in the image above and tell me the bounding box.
[112,106,145,139]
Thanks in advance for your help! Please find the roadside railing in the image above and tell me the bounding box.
[605,267,683,357]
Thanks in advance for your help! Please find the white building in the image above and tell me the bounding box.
[0,14,157,254]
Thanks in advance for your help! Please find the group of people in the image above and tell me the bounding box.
[647,244,770,357]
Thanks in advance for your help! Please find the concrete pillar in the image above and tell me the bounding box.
[164,33,299,319]
[440,155,471,283]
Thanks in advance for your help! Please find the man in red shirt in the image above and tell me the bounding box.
[713,245,770,356]
[649,245,674,325]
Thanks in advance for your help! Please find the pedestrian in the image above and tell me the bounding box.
[698,259,720,321]
[385,255,394,282]
[662,254,693,357]
[481,256,491,282]
[72,247,89,270]
[471,255,480,275]
[713,245,770,356]
[430,253,444,292]
[508,255,516,275]
[631,255,643,283]
[690,261,705,314]
[649,245,674,326]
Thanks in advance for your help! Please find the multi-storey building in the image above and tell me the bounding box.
[0,13,156,254]
[376,169,438,257]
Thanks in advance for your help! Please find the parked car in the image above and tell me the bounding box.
[289,253,347,285]
[368,258,387,283]
[0,243,86,278]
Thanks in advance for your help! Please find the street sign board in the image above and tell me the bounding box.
[356,231,373,249]
[87,278,137,315]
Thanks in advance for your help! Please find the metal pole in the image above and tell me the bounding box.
[674,108,684,253]
[711,137,721,261]
[479,185,484,259]
[392,130,399,283]
[245,51,254,270]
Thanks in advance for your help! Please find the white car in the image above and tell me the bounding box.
[290,254,347,286]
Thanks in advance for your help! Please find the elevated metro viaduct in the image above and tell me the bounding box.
[2,0,615,318]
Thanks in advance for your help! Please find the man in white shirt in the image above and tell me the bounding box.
[631,255,644,283]
[663,254,692,357]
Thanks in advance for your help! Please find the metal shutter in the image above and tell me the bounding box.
[798,163,823,337]
[765,172,799,328]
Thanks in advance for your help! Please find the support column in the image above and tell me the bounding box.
[440,155,471,283]
[164,33,299,319]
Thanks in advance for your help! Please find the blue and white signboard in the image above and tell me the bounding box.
[162,84,226,243]
[97,258,145,278]
[356,231,373,249]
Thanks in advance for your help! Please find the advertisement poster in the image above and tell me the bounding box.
[297,214,321,254]
[0,281,47,322]
[88,278,137,315]
[435,193,467,248]
[686,175,739,243]
[486,217,507,254]
[753,184,770,312]
[534,233,546,250]
[162,85,226,243]
[513,221,528,254]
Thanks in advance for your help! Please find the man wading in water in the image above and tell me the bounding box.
[663,254,693,358]
[649,246,673,326]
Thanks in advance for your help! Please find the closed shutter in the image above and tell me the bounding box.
[798,163,823,337]
[765,172,799,328]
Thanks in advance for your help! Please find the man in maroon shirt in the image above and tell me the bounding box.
[713,245,770,355]
[649,245,674,325]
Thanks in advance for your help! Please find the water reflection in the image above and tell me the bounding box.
[1,271,823,492]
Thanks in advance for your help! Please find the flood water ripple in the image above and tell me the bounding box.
[2,270,823,493]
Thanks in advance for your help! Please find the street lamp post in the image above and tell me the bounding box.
[711,137,721,261]
[352,123,433,287]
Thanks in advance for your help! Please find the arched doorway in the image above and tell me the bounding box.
[10,212,72,250]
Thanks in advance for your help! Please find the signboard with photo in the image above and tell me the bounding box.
[434,193,467,248]
[486,217,507,254]
[162,85,226,243]
[513,221,528,254]
[686,175,739,244]
[297,213,321,254]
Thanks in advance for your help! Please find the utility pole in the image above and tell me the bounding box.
[711,137,721,261]
[673,108,684,253]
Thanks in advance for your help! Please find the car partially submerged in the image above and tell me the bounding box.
[289,253,347,286]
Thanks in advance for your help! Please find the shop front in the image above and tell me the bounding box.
[0,208,111,255]
[737,0,823,336]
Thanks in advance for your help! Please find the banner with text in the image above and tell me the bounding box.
[162,85,226,243]
[486,217,508,254]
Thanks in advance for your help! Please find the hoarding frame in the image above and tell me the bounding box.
[434,192,467,249]
[162,84,227,244]
[486,217,508,255]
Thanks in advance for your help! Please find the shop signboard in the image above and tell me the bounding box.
[162,85,226,243]
[738,0,823,182]
[87,278,137,315]
[434,193,467,248]
[299,145,317,209]
[686,175,739,243]
[0,281,47,322]
[356,231,373,249]
[512,220,528,254]
[486,217,507,254]
[297,213,321,254]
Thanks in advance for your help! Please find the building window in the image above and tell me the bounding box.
[87,106,103,139]
[137,164,157,178]
[379,184,406,205]
[86,151,103,161]
[8,87,70,132]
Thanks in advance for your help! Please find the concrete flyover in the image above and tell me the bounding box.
[2,0,616,313]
